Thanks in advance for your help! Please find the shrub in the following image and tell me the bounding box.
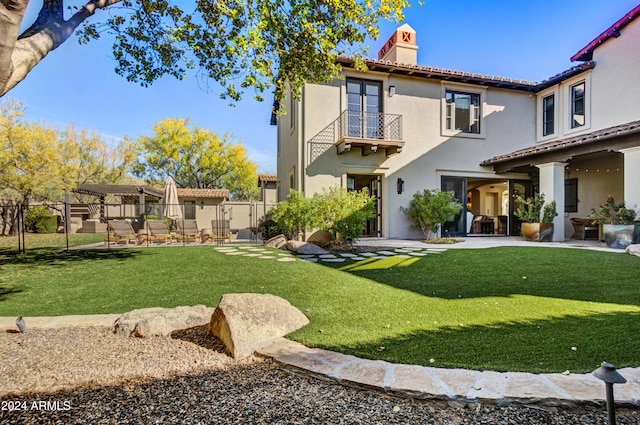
[24,205,58,233]
[252,214,284,241]
[400,189,462,240]
[313,187,376,246]
[269,190,316,240]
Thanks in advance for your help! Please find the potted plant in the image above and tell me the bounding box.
[590,196,638,249]
[513,193,557,242]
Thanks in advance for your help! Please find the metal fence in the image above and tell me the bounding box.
[2,199,276,253]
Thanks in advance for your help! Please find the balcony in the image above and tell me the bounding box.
[308,111,404,163]
[336,110,404,156]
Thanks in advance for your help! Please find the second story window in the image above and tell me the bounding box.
[445,90,480,134]
[571,82,585,128]
[542,94,555,136]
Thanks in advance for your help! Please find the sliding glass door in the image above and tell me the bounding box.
[441,176,466,237]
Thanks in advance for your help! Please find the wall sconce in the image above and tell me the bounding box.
[397,178,404,194]
[389,85,396,97]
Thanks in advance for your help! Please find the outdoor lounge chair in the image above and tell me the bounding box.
[104,220,138,246]
[177,219,201,243]
[210,219,232,242]
[145,219,174,244]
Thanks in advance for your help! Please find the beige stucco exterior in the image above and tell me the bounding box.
[277,12,640,241]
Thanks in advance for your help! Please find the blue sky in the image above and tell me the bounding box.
[7,0,639,174]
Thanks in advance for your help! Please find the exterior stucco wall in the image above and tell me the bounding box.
[590,19,640,131]
[299,71,538,238]
[276,85,301,201]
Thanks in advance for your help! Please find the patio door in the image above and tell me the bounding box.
[347,78,382,139]
[441,176,467,237]
[347,174,382,237]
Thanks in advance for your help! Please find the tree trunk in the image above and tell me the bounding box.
[0,199,19,236]
[0,0,121,96]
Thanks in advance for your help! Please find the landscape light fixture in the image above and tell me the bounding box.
[592,362,627,425]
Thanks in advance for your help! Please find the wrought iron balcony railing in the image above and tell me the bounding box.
[308,110,403,163]
[338,110,402,142]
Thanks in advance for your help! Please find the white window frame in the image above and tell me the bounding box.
[441,84,487,139]
[536,86,559,142]
[563,74,591,136]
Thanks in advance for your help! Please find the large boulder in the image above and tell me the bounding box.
[209,293,309,360]
[307,230,332,243]
[113,305,214,337]
[264,234,288,249]
[626,244,640,257]
[286,240,328,255]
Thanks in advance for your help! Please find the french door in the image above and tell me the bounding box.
[347,78,382,139]
[347,174,382,237]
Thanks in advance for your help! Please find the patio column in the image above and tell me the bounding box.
[536,162,567,242]
[620,146,640,210]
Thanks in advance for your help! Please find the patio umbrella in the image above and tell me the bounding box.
[163,177,183,220]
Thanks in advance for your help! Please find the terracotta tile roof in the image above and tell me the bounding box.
[337,57,595,93]
[480,120,640,166]
[177,188,229,199]
[258,174,277,182]
[571,4,640,62]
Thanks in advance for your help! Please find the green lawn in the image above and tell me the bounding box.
[1,236,639,373]
[0,233,105,251]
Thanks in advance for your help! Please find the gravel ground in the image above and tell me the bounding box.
[1,327,638,424]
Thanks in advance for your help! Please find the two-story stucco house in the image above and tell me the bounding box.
[275,5,640,241]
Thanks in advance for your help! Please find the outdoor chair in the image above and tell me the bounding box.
[177,219,201,243]
[145,219,174,244]
[570,218,600,240]
[210,219,232,242]
[104,220,138,246]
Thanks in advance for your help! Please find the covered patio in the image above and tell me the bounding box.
[481,120,640,241]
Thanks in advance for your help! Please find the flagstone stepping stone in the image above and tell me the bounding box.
[371,256,389,260]
[277,257,297,262]
[259,256,276,259]
[214,248,237,252]
[301,258,318,262]
[339,253,358,257]
[359,252,378,257]
[225,251,246,255]
[319,254,337,259]
[376,251,396,256]
[320,258,346,263]
[396,254,412,258]
[408,252,427,256]
[350,256,366,261]
[426,248,447,252]
[296,254,316,259]
[243,253,262,257]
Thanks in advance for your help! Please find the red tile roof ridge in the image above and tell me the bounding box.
[481,120,640,165]
[337,55,594,90]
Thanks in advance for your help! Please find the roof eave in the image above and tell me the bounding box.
[570,4,640,62]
